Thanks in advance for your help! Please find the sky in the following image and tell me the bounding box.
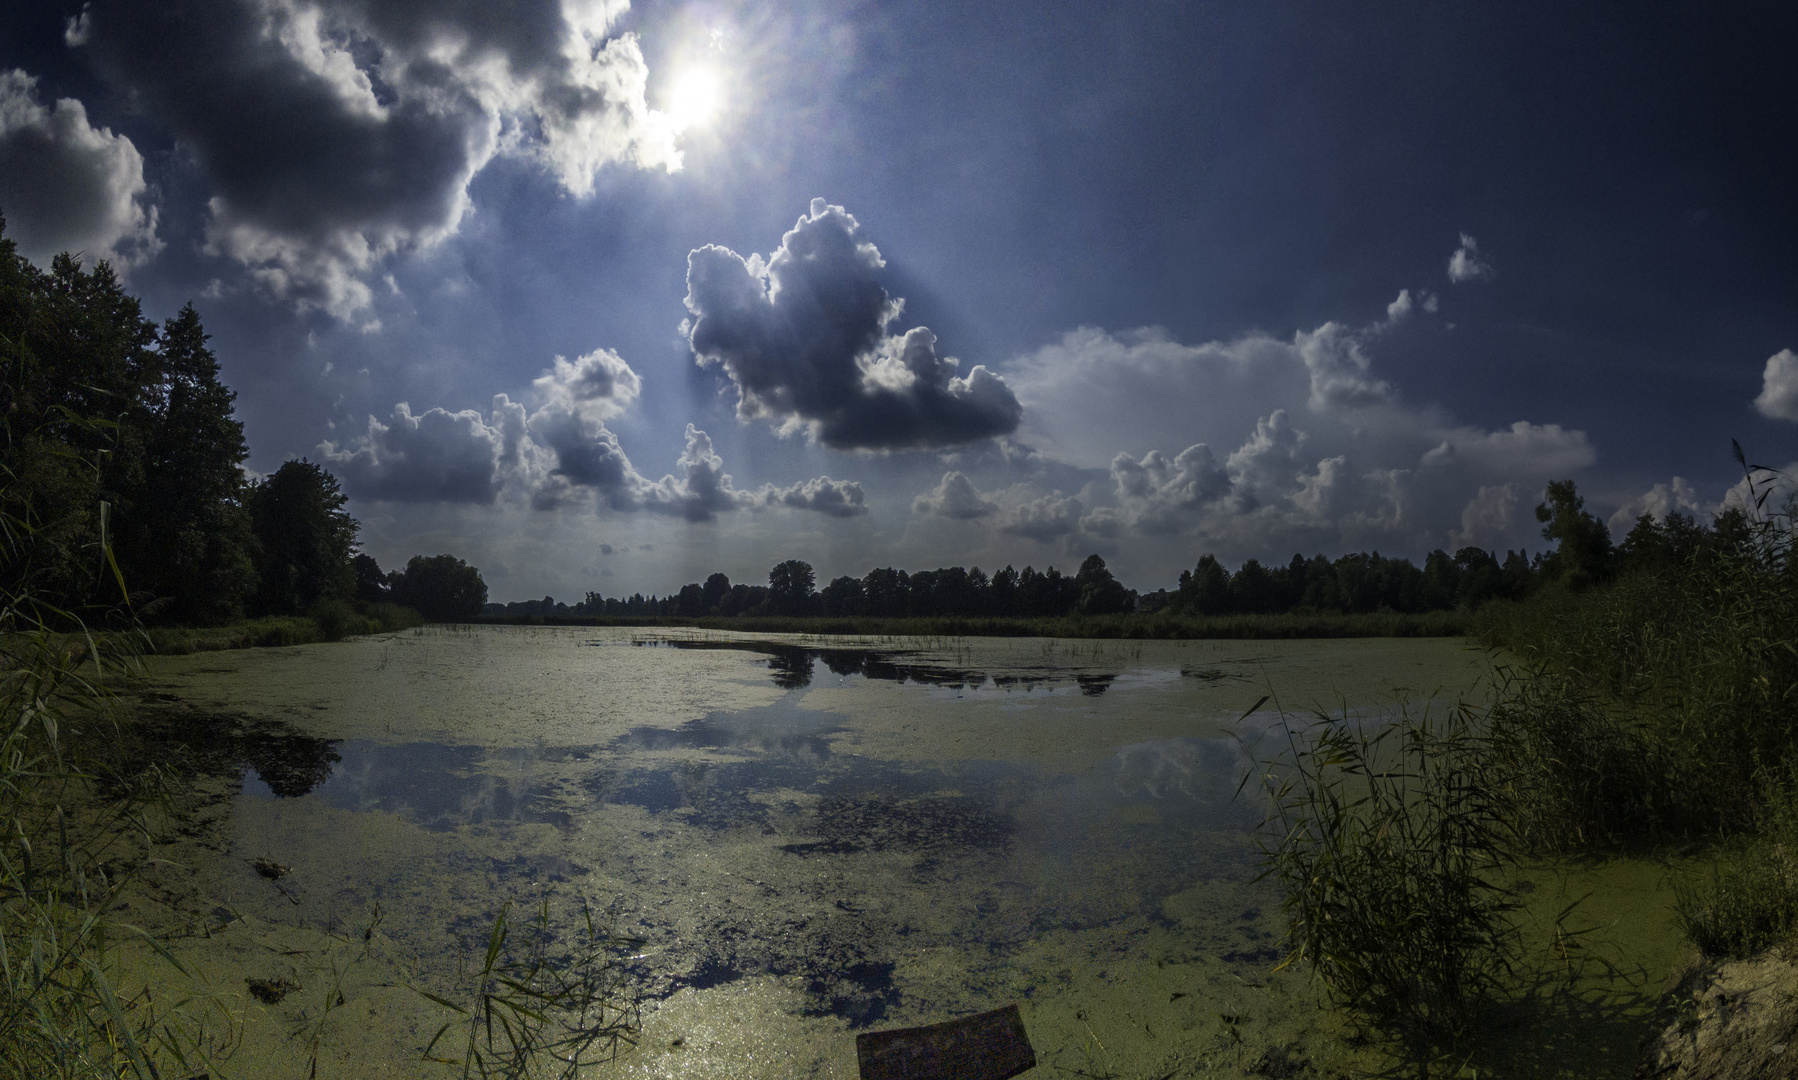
[4,1,1797,602]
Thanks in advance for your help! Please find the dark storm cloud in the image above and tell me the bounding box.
[683,198,1023,451]
[322,403,502,503]
[523,405,642,510]
[0,69,158,269]
[69,0,676,320]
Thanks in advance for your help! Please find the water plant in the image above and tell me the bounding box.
[1250,700,1522,1035]
[0,571,232,1074]
[416,895,641,1079]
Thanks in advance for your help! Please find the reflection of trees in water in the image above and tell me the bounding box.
[654,638,1103,693]
[765,649,815,689]
[239,731,341,796]
[135,707,341,797]
[1076,674,1114,696]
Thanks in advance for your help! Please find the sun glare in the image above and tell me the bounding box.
[667,66,722,130]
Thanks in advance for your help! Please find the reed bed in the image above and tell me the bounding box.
[1250,701,1524,1036]
[0,602,227,1075]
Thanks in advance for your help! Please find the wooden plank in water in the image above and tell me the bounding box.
[856,1003,1036,1080]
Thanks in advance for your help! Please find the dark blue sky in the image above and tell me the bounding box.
[4,1,1795,598]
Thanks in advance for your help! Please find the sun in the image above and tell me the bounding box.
[666,66,723,131]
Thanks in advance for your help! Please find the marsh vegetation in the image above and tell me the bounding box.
[1246,459,1798,1073]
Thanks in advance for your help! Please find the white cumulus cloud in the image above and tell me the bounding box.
[326,349,861,522]
[1753,349,1798,422]
[1447,233,1493,283]
[1001,294,1597,560]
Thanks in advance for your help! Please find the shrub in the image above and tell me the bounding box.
[1252,703,1521,1034]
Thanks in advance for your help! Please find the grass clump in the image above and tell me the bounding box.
[0,611,227,1074]
[1252,702,1523,1035]
[417,896,640,1079]
[1673,760,1798,958]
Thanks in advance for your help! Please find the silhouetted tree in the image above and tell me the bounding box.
[249,460,358,616]
[702,572,732,613]
[768,559,816,615]
[390,554,487,621]
[119,304,257,622]
[1177,554,1231,615]
[1075,554,1131,614]
[1536,479,1614,588]
[989,564,1020,616]
[821,575,866,616]
[863,567,909,617]
[0,225,159,612]
[353,553,389,604]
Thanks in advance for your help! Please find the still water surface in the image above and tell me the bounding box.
[128,626,1674,1077]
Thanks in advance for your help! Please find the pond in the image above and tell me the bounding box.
[117,626,1677,1078]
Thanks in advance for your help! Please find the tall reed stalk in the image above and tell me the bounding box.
[1250,702,1522,1035]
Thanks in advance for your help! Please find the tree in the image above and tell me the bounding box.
[989,565,1020,616]
[1229,558,1279,614]
[1075,554,1131,615]
[353,553,390,604]
[118,304,257,622]
[767,559,816,616]
[820,575,866,616]
[1178,555,1231,615]
[863,567,909,617]
[701,572,732,613]
[0,228,160,613]
[249,459,358,615]
[391,554,488,621]
[1535,479,1613,588]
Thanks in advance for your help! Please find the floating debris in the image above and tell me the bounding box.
[856,1003,1035,1080]
[245,976,299,1004]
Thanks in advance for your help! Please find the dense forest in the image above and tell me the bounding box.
[0,220,484,629]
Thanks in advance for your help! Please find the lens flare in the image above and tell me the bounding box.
[667,66,722,130]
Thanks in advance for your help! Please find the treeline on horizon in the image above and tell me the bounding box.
[502,481,1729,624]
[0,221,486,634]
[547,547,1524,621]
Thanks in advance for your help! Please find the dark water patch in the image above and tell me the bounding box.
[1181,667,1246,682]
[630,909,903,1027]
[780,792,1013,857]
[134,707,342,797]
[487,853,589,885]
[617,709,842,759]
[588,760,775,831]
[803,958,898,1026]
[236,740,573,831]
